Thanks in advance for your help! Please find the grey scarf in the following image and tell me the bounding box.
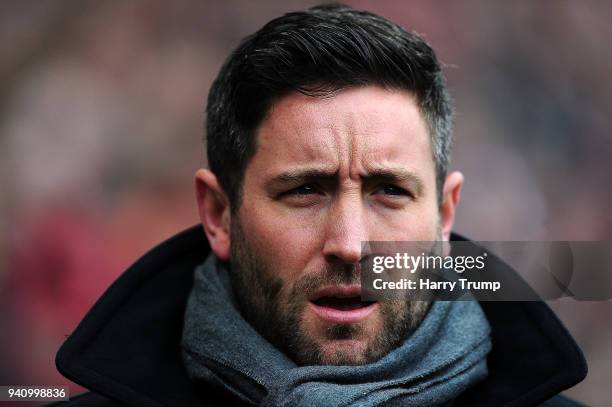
[181,255,491,406]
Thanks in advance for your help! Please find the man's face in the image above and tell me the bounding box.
[229,86,440,365]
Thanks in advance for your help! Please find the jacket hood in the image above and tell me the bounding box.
[55,226,587,406]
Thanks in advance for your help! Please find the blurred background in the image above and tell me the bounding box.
[0,0,610,405]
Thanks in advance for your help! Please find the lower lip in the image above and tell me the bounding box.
[308,301,379,323]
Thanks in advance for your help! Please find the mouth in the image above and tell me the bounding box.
[308,285,378,323]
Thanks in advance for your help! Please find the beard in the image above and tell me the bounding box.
[228,217,433,366]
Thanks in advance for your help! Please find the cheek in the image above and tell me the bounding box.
[372,200,440,241]
[238,201,322,280]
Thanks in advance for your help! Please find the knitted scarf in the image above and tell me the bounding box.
[182,255,491,406]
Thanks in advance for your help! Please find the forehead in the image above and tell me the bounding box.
[251,86,433,175]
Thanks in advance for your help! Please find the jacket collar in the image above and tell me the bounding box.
[56,226,586,406]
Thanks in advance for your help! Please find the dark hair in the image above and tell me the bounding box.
[206,3,453,209]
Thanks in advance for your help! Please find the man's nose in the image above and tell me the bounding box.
[322,195,367,264]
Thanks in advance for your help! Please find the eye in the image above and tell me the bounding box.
[372,184,413,209]
[378,184,410,197]
[279,184,323,207]
[288,184,318,196]
[280,184,324,199]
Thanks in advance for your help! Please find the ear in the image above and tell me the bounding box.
[195,169,231,260]
[440,171,464,242]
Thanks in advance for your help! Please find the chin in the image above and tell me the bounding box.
[318,339,370,365]
[291,305,386,366]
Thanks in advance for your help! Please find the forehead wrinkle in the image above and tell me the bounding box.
[344,129,381,182]
[298,123,343,170]
[256,86,433,186]
[294,115,348,177]
[259,110,341,167]
[332,105,374,182]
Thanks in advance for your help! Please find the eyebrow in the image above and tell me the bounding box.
[364,168,424,196]
[265,167,424,196]
[265,168,337,191]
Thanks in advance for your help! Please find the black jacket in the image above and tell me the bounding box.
[53,226,587,406]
